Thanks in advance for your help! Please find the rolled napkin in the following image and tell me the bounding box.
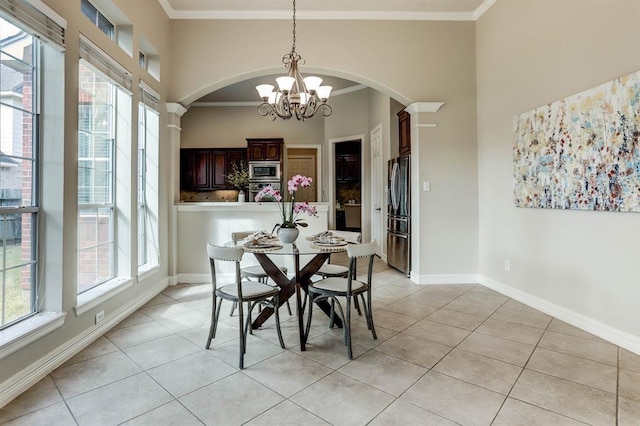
[244,231,279,247]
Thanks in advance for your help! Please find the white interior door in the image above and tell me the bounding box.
[370,124,383,256]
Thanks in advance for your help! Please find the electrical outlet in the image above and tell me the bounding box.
[504,260,510,272]
[95,310,105,324]
[423,181,431,191]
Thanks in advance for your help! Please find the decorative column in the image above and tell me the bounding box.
[166,102,188,283]
[403,102,444,283]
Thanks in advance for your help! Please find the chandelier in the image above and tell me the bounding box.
[256,0,332,121]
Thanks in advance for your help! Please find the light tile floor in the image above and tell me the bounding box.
[2,254,640,425]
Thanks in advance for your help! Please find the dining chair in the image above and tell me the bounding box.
[206,243,285,369]
[230,231,292,316]
[305,240,377,359]
[315,231,362,318]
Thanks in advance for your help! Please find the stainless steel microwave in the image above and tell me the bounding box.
[249,161,281,181]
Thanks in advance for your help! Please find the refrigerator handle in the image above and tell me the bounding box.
[391,162,399,211]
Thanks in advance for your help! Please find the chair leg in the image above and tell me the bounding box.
[304,292,315,340]
[229,301,236,317]
[329,299,336,329]
[286,299,292,316]
[273,295,286,349]
[247,302,253,335]
[345,295,353,359]
[353,295,362,316]
[206,295,222,349]
[238,299,245,369]
[367,290,377,340]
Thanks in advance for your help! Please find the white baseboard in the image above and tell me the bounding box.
[411,273,480,285]
[176,273,211,284]
[0,278,169,409]
[479,275,640,355]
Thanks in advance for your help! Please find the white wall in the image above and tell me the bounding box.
[476,0,640,348]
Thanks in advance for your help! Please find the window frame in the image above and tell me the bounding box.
[0,21,41,330]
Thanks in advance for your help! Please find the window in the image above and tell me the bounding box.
[77,36,132,296]
[138,51,145,68]
[77,62,115,293]
[81,0,114,39]
[137,84,159,271]
[0,18,39,329]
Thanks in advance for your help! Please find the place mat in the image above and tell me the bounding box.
[243,243,283,253]
[309,243,348,252]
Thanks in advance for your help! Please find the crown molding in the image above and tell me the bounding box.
[158,0,497,21]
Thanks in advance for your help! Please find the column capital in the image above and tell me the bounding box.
[166,102,188,116]
[404,102,444,114]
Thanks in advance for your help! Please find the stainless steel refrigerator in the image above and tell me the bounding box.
[387,155,410,275]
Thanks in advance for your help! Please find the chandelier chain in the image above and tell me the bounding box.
[291,0,296,53]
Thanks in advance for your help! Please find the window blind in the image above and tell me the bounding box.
[0,0,65,49]
[79,35,132,92]
[139,81,160,112]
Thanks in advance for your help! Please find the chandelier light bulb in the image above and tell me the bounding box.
[276,76,295,93]
[303,76,323,92]
[316,86,332,101]
[256,84,275,100]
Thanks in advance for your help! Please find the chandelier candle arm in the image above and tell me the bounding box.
[255,0,332,121]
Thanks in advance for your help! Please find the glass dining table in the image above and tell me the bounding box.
[228,238,348,351]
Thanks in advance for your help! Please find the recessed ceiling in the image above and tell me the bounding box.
[195,75,361,104]
[158,0,495,21]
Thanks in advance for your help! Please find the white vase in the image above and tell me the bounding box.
[277,227,299,244]
[237,192,245,203]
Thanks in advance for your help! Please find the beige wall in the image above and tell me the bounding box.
[476,0,640,344]
[1,0,171,385]
[180,106,324,148]
[170,18,479,281]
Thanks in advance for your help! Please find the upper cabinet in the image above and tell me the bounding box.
[398,110,411,155]
[180,148,246,191]
[247,138,283,161]
[336,154,361,182]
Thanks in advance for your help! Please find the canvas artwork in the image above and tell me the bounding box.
[513,70,640,212]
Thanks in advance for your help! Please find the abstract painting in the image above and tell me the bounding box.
[513,70,640,212]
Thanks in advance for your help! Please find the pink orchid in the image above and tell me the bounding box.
[255,175,317,230]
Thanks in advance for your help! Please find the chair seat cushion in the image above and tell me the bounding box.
[310,277,365,294]
[218,281,278,300]
[317,264,349,277]
[241,265,287,278]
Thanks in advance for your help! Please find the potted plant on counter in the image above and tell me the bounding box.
[226,161,250,202]
[255,174,318,243]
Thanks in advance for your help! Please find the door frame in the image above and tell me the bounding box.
[370,123,384,258]
[327,134,365,231]
[284,144,322,201]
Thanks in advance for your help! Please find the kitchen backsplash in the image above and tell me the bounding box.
[180,190,241,202]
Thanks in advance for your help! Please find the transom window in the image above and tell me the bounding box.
[81,0,114,39]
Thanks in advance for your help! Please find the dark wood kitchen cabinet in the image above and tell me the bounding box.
[398,110,411,155]
[336,154,361,182]
[246,138,283,161]
[180,148,246,191]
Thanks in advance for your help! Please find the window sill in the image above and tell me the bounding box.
[74,277,133,317]
[137,263,159,282]
[0,312,67,360]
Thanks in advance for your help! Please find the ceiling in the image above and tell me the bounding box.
[175,0,497,105]
[158,0,495,21]
[195,75,362,104]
